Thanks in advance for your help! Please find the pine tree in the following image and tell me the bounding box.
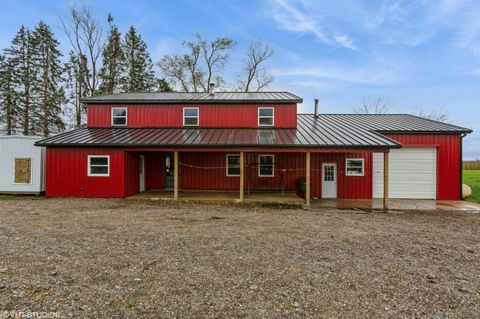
[0,54,19,134]
[5,25,37,135]
[98,14,125,94]
[31,21,65,136]
[122,26,156,92]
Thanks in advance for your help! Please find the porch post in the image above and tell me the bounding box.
[306,152,311,206]
[174,151,179,200]
[383,151,389,211]
[239,151,244,202]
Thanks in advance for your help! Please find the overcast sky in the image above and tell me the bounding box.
[0,0,478,158]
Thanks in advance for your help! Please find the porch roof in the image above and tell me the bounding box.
[35,114,471,148]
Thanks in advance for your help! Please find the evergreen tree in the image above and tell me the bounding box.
[4,25,37,135]
[31,21,65,136]
[155,78,173,92]
[98,14,124,94]
[0,54,19,134]
[122,26,156,92]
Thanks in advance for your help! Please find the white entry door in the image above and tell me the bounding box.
[373,147,437,199]
[322,163,337,198]
[139,155,145,192]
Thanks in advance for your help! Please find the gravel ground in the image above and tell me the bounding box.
[0,198,479,318]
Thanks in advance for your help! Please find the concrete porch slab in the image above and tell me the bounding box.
[312,199,480,211]
[126,190,304,206]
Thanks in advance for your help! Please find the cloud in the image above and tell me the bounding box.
[270,0,357,50]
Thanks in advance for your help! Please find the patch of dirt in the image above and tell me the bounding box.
[0,198,479,318]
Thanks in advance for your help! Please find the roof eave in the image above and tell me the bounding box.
[80,99,303,104]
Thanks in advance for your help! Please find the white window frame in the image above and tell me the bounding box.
[345,158,365,176]
[258,107,274,127]
[183,107,199,127]
[111,107,127,127]
[258,154,275,177]
[226,154,241,177]
[12,157,32,185]
[88,155,110,177]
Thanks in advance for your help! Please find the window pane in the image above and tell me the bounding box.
[90,166,108,175]
[260,156,273,165]
[184,108,198,117]
[346,159,363,175]
[259,117,273,126]
[259,108,273,117]
[259,165,273,176]
[90,157,108,165]
[227,156,240,175]
[184,117,198,125]
[112,108,126,117]
[113,117,126,125]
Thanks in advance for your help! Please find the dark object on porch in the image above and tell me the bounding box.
[297,177,306,196]
[246,162,285,195]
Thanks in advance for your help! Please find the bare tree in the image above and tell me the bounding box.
[414,110,449,122]
[59,4,104,96]
[238,40,274,92]
[353,96,391,114]
[158,34,235,92]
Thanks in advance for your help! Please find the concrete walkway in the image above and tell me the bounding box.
[312,199,480,211]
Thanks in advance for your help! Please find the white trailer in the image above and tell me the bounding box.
[0,136,46,195]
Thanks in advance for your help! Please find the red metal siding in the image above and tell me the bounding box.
[46,147,125,197]
[87,103,297,128]
[145,153,165,190]
[386,134,461,200]
[311,152,373,199]
[124,152,140,197]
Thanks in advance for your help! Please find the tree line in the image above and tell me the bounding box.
[0,4,275,136]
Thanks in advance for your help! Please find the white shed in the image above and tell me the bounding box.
[0,136,46,195]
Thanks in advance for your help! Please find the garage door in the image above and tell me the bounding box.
[373,147,437,199]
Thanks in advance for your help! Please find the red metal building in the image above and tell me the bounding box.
[36,92,472,203]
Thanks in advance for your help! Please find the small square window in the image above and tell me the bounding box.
[112,107,127,126]
[184,107,199,126]
[226,155,240,176]
[258,155,274,177]
[258,107,274,127]
[88,155,110,177]
[346,158,364,176]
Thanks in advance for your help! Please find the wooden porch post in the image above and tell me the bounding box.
[383,151,389,211]
[174,151,179,200]
[239,151,244,202]
[306,152,311,206]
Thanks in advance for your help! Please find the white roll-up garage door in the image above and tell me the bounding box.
[373,147,437,199]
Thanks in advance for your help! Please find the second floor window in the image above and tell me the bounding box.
[184,107,199,126]
[112,107,127,126]
[258,107,274,126]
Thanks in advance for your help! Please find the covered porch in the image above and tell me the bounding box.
[125,148,392,210]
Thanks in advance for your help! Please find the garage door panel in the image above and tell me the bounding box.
[373,148,436,199]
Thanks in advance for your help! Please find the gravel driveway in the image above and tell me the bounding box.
[0,198,479,318]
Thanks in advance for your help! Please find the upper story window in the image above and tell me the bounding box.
[258,107,274,127]
[88,155,110,177]
[345,158,364,176]
[112,107,127,126]
[183,107,199,126]
[258,154,274,177]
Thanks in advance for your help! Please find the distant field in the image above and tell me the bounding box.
[463,170,480,203]
[463,160,480,170]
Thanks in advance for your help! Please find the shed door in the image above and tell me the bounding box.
[14,158,32,184]
[373,147,437,199]
[322,163,337,198]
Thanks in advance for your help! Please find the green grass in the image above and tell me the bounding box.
[463,170,480,203]
[0,195,43,200]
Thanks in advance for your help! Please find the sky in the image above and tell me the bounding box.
[0,0,479,158]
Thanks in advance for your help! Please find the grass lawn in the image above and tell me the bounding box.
[463,170,480,203]
[0,195,43,200]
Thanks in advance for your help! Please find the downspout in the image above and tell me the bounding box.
[460,133,466,200]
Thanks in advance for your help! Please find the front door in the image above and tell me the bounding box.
[322,163,337,198]
[139,155,145,192]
